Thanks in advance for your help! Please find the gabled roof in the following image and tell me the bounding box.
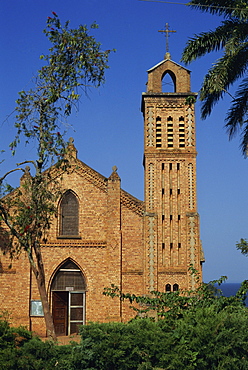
[69,157,145,216]
[147,58,191,73]
[49,140,145,217]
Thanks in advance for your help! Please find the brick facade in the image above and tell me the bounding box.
[0,56,204,337]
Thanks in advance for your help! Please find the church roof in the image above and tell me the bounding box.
[70,157,144,216]
[48,139,145,217]
[147,57,191,73]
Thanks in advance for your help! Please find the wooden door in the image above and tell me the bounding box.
[52,292,68,336]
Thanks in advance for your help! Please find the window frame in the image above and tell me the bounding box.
[58,190,80,238]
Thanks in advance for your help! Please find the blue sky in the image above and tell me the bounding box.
[1,0,247,283]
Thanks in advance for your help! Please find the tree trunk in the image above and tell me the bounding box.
[31,244,57,341]
[35,271,57,341]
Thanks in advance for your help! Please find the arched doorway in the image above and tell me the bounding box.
[51,259,86,336]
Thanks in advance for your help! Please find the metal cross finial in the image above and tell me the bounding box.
[158,23,176,58]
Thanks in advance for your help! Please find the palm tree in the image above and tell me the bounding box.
[181,0,248,155]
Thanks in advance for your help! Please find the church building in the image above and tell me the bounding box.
[0,49,204,337]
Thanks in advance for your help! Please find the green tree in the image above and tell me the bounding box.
[0,12,113,340]
[181,0,248,155]
[236,237,248,255]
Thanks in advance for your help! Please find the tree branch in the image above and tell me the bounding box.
[0,168,25,183]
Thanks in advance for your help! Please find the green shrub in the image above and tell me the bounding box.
[70,305,248,369]
[0,314,32,350]
[70,319,169,369]
[0,319,13,349]
[158,304,248,370]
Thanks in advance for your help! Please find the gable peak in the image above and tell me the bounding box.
[66,137,78,160]
[146,58,191,93]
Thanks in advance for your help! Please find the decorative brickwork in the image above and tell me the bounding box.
[186,107,194,147]
[148,163,155,210]
[188,163,195,210]
[148,215,155,291]
[121,190,144,216]
[147,107,155,147]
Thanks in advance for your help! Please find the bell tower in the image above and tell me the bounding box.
[142,51,204,293]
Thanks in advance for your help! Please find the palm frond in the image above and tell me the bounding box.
[225,76,248,141]
[240,120,248,156]
[182,20,247,63]
[188,0,248,20]
[200,42,248,118]
[200,86,225,118]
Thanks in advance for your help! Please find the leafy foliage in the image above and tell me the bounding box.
[102,275,248,369]
[236,237,248,255]
[158,303,248,370]
[185,95,197,106]
[0,314,32,351]
[75,320,169,370]
[103,267,248,319]
[181,0,248,155]
[0,317,73,370]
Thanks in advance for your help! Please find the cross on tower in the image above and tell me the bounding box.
[158,23,176,59]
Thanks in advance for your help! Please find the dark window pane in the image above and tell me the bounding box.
[71,293,84,306]
[70,322,82,334]
[71,307,84,320]
[173,284,179,292]
[60,191,79,235]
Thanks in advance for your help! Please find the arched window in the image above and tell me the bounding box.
[51,259,86,291]
[161,71,176,92]
[165,284,171,292]
[173,284,179,292]
[60,190,79,236]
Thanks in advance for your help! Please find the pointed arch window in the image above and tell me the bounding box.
[173,283,179,292]
[59,190,79,237]
[51,259,86,291]
[161,71,176,92]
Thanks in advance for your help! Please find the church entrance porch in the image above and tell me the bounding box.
[51,259,86,336]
